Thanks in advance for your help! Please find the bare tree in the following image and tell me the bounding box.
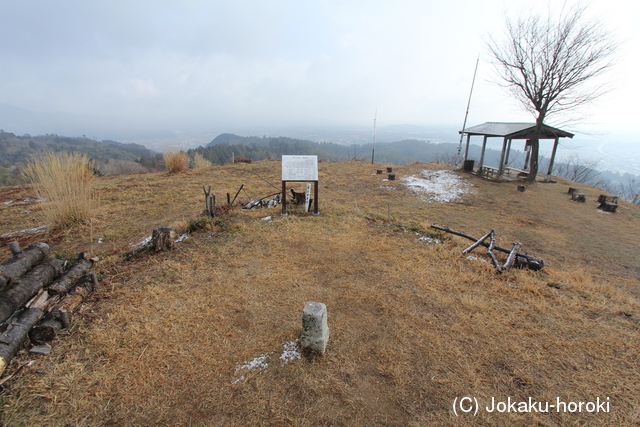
[554,153,603,185]
[486,3,618,182]
[617,177,640,206]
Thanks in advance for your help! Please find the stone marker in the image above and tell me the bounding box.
[301,302,329,355]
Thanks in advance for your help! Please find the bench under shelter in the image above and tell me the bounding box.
[459,122,574,181]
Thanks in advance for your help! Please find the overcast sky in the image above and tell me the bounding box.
[1,0,638,139]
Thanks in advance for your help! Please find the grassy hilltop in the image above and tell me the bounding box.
[0,160,639,426]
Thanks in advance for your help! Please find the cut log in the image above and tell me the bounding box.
[568,187,580,195]
[152,228,176,252]
[47,254,95,296]
[0,307,46,375]
[0,242,50,289]
[30,273,97,344]
[0,258,65,324]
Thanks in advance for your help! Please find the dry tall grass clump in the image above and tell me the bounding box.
[24,151,96,229]
[163,151,188,173]
[192,153,212,169]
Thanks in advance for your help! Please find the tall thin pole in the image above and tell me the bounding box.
[371,108,377,164]
[457,56,480,167]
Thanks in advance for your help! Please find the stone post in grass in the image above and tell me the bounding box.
[301,302,329,356]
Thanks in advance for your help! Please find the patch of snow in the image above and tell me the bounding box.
[380,186,394,190]
[596,209,612,215]
[466,255,487,262]
[174,233,189,243]
[279,341,301,364]
[3,200,13,205]
[98,237,104,244]
[402,170,473,203]
[132,236,152,247]
[235,354,269,373]
[262,216,272,221]
[419,236,441,244]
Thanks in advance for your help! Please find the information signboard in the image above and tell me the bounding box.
[282,155,318,181]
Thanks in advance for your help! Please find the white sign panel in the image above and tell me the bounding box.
[282,155,318,181]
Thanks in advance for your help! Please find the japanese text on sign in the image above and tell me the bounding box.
[282,155,318,181]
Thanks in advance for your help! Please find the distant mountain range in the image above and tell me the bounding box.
[191,132,505,167]
[0,130,155,165]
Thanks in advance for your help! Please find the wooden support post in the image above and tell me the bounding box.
[478,135,488,173]
[497,137,508,178]
[463,133,471,163]
[546,137,560,180]
[313,181,319,215]
[281,181,288,215]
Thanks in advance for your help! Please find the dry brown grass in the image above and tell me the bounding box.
[23,151,96,230]
[0,160,639,426]
[163,151,188,173]
[192,153,213,169]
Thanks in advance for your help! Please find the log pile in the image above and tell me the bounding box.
[0,242,98,376]
[430,225,545,272]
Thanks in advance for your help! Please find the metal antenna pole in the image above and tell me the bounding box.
[371,108,377,164]
[457,56,479,167]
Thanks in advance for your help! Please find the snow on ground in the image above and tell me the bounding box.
[232,341,301,385]
[402,170,474,203]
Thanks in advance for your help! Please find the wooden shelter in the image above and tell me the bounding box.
[460,122,574,181]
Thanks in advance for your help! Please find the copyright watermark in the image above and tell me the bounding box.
[452,396,610,416]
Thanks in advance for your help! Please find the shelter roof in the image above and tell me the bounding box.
[461,122,574,139]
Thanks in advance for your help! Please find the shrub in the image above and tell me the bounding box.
[24,151,96,228]
[193,153,212,169]
[163,151,188,173]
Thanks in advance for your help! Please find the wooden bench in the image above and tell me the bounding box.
[572,192,586,202]
[598,201,618,212]
[598,194,618,204]
[479,166,500,176]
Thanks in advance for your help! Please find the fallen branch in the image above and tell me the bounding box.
[431,225,544,271]
[462,230,492,255]
[242,192,281,210]
[503,243,522,270]
[486,231,502,273]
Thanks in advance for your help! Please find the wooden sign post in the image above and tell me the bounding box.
[281,155,319,216]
